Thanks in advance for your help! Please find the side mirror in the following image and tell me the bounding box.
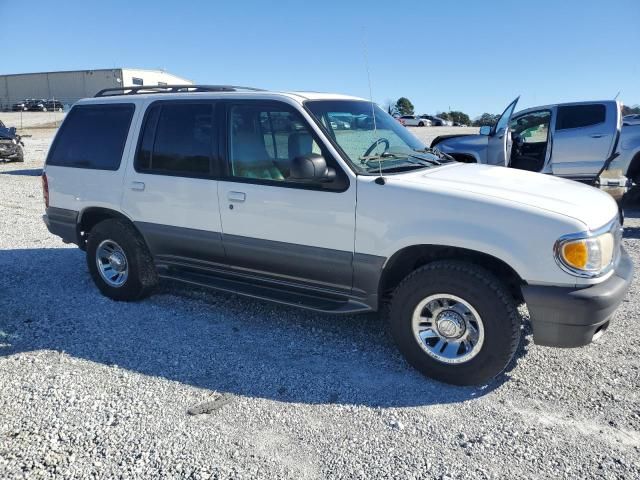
[479,125,492,136]
[289,154,336,183]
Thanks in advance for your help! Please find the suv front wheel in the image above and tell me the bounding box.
[86,219,158,301]
[390,260,521,385]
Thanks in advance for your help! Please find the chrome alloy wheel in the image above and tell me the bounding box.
[411,294,485,364]
[96,239,129,288]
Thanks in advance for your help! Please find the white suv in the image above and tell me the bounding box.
[42,85,632,385]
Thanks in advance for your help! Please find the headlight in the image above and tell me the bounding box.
[554,220,621,277]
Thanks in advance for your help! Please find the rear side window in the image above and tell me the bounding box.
[47,104,134,170]
[135,102,215,177]
[556,104,606,130]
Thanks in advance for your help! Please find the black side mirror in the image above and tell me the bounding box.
[289,154,336,183]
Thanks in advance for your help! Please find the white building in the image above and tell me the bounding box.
[0,68,192,110]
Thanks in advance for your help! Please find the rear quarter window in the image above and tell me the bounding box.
[46,104,135,170]
[556,104,606,130]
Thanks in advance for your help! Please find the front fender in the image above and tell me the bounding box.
[355,177,585,287]
[434,134,488,164]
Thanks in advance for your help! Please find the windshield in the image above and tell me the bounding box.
[305,100,445,174]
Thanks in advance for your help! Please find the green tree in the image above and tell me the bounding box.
[622,104,640,116]
[395,97,415,116]
[473,113,500,127]
[448,111,471,125]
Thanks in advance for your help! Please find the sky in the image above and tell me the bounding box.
[1,0,638,117]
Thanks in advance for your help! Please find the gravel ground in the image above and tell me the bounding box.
[0,128,639,479]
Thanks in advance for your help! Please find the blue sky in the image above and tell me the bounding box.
[1,0,638,117]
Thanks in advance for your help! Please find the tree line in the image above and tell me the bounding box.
[386,97,640,127]
[386,96,497,127]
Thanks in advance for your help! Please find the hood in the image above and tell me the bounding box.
[400,163,618,230]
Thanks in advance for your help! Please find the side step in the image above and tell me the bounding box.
[158,266,372,314]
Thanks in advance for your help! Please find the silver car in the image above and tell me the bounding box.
[432,98,640,196]
[399,115,431,127]
[623,114,640,126]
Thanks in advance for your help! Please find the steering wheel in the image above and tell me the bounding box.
[364,138,390,157]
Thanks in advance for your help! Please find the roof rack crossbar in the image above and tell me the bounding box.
[94,84,264,97]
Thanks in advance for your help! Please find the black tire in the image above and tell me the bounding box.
[418,121,424,127]
[389,260,520,386]
[86,218,158,301]
[15,146,24,162]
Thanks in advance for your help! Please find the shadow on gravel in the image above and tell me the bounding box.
[0,168,43,176]
[0,247,521,408]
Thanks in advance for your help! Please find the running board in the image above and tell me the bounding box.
[158,266,371,314]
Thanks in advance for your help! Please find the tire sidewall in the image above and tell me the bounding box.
[86,220,152,301]
[391,264,517,385]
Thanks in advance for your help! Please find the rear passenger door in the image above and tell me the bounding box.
[217,101,356,293]
[121,100,225,266]
[550,102,620,179]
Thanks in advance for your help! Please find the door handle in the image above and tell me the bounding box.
[130,181,145,191]
[590,133,606,138]
[228,191,246,202]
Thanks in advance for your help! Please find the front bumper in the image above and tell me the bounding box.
[522,248,633,347]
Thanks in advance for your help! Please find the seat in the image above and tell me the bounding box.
[231,130,284,180]
[288,132,313,160]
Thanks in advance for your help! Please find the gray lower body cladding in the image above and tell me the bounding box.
[43,207,78,244]
[135,221,385,311]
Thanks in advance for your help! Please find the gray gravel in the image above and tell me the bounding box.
[1,127,639,479]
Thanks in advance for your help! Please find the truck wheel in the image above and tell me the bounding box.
[389,260,520,385]
[86,218,158,301]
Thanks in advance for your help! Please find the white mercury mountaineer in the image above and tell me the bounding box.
[42,85,633,385]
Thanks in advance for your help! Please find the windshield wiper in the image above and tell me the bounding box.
[414,147,454,162]
[360,151,440,168]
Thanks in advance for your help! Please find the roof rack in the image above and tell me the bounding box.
[94,84,265,98]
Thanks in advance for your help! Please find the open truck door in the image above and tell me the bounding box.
[486,97,519,166]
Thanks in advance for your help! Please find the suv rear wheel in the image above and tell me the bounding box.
[390,260,520,385]
[86,219,158,301]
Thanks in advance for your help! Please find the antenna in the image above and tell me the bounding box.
[362,31,384,183]
[614,91,620,100]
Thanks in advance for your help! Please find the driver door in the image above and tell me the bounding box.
[486,97,519,166]
[217,100,356,293]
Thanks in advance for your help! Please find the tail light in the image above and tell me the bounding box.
[42,172,49,208]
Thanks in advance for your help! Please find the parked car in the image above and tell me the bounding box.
[420,115,450,126]
[0,121,24,162]
[42,85,632,386]
[399,115,431,127]
[11,99,36,111]
[45,100,65,112]
[432,98,640,195]
[27,99,49,112]
[623,114,640,126]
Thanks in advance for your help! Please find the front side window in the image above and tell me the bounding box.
[510,111,551,143]
[228,104,325,182]
[556,104,605,130]
[306,100,444,174]
[136,102,215,176]
[47,103,134,170]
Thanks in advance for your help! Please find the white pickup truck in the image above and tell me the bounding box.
[432,98,640,199]
[42,85,632,385]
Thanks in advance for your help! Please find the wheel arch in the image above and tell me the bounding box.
[625,150,640,184]
[379,244,525,305]
[77,207,139,249]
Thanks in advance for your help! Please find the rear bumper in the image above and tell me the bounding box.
[522,248,633,347]
[43,207,78,244]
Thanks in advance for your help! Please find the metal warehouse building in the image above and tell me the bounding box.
[0,68,192,110]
